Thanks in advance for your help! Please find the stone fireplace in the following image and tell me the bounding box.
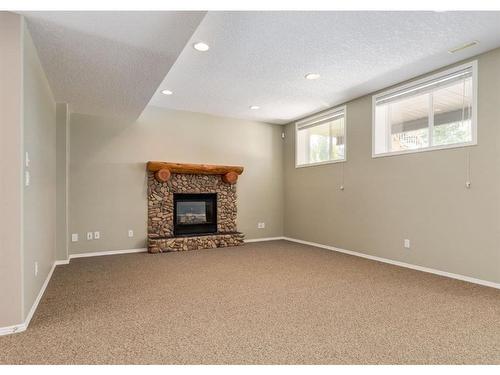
[147,161,245,253]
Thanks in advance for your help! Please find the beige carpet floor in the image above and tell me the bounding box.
[0,240,499,364]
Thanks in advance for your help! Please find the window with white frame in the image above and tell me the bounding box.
[296,106,346,167]
[372,62,477,157]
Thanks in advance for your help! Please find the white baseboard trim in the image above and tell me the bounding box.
[3,239,495,336]
[244,236,285,243]
[0,323,26,336]
[24,262,57,328]
[283,237,500,290]
[54,259,70,265]
[0,248,146,336]
[69,248,147,259]
[0,260,57,336]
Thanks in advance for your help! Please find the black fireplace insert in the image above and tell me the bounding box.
[173,193,217,236]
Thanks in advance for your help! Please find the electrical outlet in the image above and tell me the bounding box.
[71,233,79,242]
[257,222,265,229]
[86,232,93,240]
[94,231,100,240]
[25,171,30,186]
[128,230,134,238]
[25,152,30,167]
[34,262,38,276]
[404,239,410,249]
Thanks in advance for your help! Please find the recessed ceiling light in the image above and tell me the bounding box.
[193,42,210,52]
[305,73,320,80]
[448,41,479,54]
[249,105,260,110]
[161,89,173,95]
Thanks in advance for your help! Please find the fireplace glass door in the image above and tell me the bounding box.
[173,193,217,236]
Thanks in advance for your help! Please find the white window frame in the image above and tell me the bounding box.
[295,105,347,168]
[371,61,478,158]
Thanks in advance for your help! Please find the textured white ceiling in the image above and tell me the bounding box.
[22,11,206,119]
[149,11,500,124]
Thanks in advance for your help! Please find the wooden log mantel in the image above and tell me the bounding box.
[147,161,244,184]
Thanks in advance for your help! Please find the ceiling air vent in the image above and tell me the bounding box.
[448,41,479,54]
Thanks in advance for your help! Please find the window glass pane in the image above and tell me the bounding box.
[374,104,389,154]
[432,77,472,146]
[296,110,346,166]
[330,117,345,160]
[373,65,475,157]
[308,122,330,163]
[296,127,309,165]
[389,93,430,152]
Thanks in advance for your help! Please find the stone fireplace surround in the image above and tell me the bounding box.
[147,162,245,253]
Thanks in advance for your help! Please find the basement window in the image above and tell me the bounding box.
[296,105,346,167]
[372,61,477,157]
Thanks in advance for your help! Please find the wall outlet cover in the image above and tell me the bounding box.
[128,230,134,238]
[71,233,79,242]
[94,231,100,239]
[404,239,411,249]
[257,222,266,229]
[86,232,93,240]
[34,261,38,276]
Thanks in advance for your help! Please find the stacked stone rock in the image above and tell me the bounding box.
[148,233,245,253]
[147,172,244,253]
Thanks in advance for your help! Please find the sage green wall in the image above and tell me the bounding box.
[22,23,57,317]
[284,49,500,283]
[0,12,24,327]
[68,106,284,254]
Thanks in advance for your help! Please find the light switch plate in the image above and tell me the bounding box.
[94,231,100,240]
[87,232,93,240]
